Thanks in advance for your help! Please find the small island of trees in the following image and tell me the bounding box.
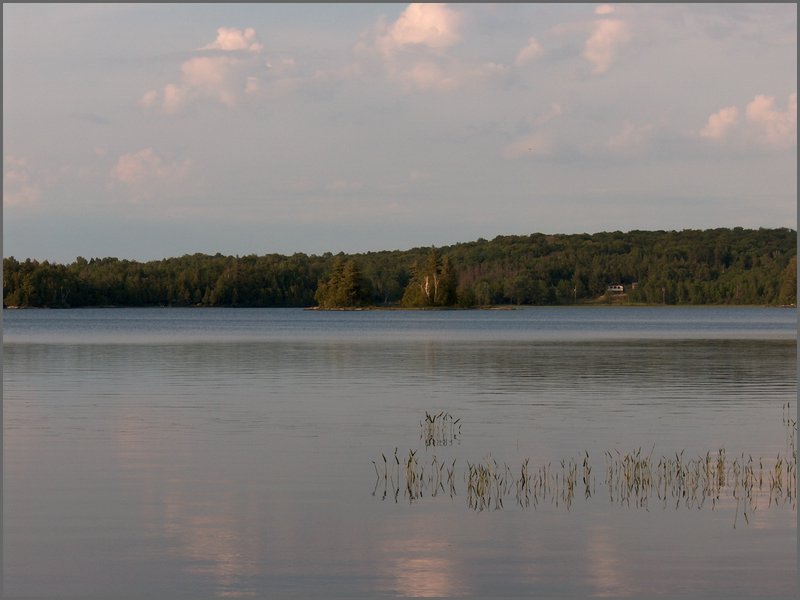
[314,258,370,309]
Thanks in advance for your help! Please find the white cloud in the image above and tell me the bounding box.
[201,27,264,53]
[595,5,615,16]
[515,37,543,66]
[355,4,510,92]
[699,93,796,148]
[700,106,739,140]
[745,92,796,148]
[584,18,630,74]
[142,27,268,113]
[3,155,41,207]
[181,56,242,107]
[110,148,190,189]
[375,3,461,58]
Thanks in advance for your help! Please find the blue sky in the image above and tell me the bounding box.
[3,3,797,262]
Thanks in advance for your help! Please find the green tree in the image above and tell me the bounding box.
[315,259,368,308]
[401,248,458,307]
[778,256,797,305]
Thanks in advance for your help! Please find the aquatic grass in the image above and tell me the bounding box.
[420,411,461,448]
[372,447,457,502]
[372,408,797,522]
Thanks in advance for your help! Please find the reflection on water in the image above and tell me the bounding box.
[3,308,797,598]
[586,525,632,598]
[380,532,470,598]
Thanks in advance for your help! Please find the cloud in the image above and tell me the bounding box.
[699,106,739,140]
[182,56,243,107]
[374,3,461,58]
[201,27,264,53]
[142,27,268,113]
[110,148,190,188]
[745,92,796,148]
[583,18,630,74]
[595,5,615,16]
[515,37,544,66]
[3,155,41,207]
[161,83,187,113]
[355,4,509,92]
[699,93,796,148]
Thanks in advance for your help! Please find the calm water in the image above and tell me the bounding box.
[3,307,797,599]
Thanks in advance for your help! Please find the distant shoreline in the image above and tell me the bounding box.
[5,229,795,309]
[4,303,794,310]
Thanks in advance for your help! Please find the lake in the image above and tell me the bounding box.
[2,306,797,599]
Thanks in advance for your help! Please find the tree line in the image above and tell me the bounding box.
[3,228,796,309]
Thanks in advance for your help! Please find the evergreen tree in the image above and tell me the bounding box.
[315,259,368,308]
[401,248,459,307]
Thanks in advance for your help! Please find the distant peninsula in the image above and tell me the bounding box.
[3,228,796,309]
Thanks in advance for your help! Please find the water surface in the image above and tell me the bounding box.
[3,307,797,598]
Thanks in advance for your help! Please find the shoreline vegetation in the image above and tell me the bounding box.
[3,228,796,309]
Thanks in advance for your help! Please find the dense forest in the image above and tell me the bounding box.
[3,228,797,308]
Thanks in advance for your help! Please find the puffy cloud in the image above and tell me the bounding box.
[162,83,187,113]
[700,106,739,140]
[375,3,461,58]
[181,56,241,107]
[3,155,41,207]
[515,37,544,66]
[110,148,190,187]
[745,92,796,148]
[595,5,615,16]
[355,4,509,92]
[699,93,796,148]
[583,18,630,74]
[201,27,263,53]
[142,27,268,113]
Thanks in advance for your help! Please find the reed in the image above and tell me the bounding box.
[420,411,462,448]
[371,408,797,522]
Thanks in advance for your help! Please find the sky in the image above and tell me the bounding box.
[3,3,797,263]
